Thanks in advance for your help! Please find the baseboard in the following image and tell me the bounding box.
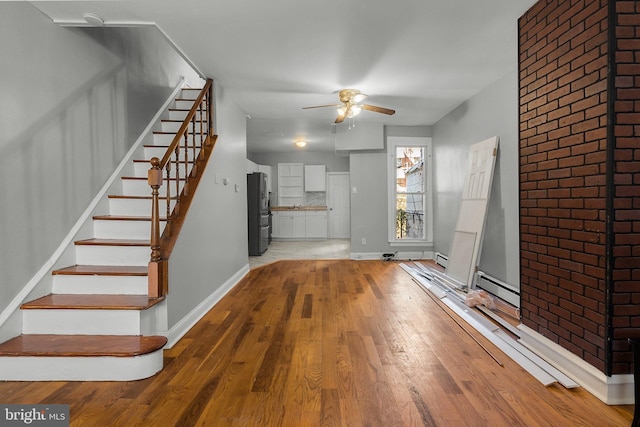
[350,251,434,261]
[518,324,635,405]
[164,264,250,348]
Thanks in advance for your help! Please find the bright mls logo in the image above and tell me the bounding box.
[0,405,69,426]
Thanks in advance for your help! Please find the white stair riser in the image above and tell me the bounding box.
[152,133,176,145]
[22,309,156,335]
[161,121,206,134]
[133,162,152,176]
[0,352,164,381]
[75,245,149,266]
[122,179,184,196]
[122,179,153,196]
[180,89,201,100]
[109,197,170,216]
[152,132,206,146]
[175,99,196,109]
[52,275,148,295]
[169,110,205,121]
[145,143,172,157]
[133,161,192,178]
[93,219,165,240]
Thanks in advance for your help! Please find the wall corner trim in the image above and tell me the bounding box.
[518,325,634,405]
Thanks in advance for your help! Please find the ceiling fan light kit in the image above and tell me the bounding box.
[303,88,396,125]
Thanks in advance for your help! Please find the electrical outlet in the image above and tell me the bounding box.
[361,237,366,245]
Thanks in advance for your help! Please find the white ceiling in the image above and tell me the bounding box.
[31,0,536,153]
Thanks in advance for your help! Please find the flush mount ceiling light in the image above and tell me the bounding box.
[83,13,105,27]
[294,139,307,148]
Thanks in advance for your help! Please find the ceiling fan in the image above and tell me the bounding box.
[303,89,395,124]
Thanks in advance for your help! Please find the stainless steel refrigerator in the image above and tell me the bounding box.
[247,172,269,256]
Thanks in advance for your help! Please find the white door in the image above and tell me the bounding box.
[327,173,350,238]
[445,136,499,288]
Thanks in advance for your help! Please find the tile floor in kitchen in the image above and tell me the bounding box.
[248,239,350,269]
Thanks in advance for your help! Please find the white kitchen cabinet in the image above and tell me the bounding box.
[272,210,326,239]
[304,165,326,192]
[278,163,304,206]
[279,163,303,177]
[305,211,327,238]
[275,211,305,238]
[271,211,280,237]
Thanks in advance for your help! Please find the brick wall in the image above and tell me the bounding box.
[519,0,610,372]
[611,0,640,374]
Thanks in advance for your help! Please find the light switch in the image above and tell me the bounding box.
[352,186,357,194]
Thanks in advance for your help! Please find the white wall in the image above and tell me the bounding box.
[166,82,249,328]
[348,126,433,256]
[432,68,520,287]
[0,3,201,319]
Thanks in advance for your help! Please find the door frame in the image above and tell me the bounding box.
[327,172,351,238]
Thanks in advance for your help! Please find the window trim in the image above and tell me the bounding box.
[387,136,433,246]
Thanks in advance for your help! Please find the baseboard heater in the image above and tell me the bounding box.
[433,253,520,308]
[476,271,520,308]
[434,252,448,268]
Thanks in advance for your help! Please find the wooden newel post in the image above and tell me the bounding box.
[148,157,166,297]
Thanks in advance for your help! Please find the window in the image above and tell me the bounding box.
[387,137,432,245]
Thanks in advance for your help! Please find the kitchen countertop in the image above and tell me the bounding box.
[271,206,327,211]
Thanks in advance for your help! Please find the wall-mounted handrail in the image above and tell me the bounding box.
[147,78,215,297]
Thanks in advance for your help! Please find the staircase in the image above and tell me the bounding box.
[0,87,207,381]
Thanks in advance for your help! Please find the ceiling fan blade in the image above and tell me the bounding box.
[335,114,345,124]
[302,104,341,110]
[361,104,396,115]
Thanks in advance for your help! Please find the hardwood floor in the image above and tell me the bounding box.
[0,260,633,426]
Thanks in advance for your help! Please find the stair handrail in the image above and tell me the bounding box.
[147,78,215,297]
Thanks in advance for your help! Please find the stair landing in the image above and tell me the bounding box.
[0,334,167,381]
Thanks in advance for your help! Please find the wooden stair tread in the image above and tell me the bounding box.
[108,194,177,200]
[21,294,164,310]
[75,238,150,246]
[92,215,165,221]
[0,334,167,357]
[122,176,186,181]
[52,265,148,276]
[150,132,205,136]
[133,159,191,164]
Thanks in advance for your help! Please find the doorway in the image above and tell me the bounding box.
[327,172,350,238]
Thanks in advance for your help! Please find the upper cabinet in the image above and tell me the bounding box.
[304,165,326,192]
[278,163,303,206]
